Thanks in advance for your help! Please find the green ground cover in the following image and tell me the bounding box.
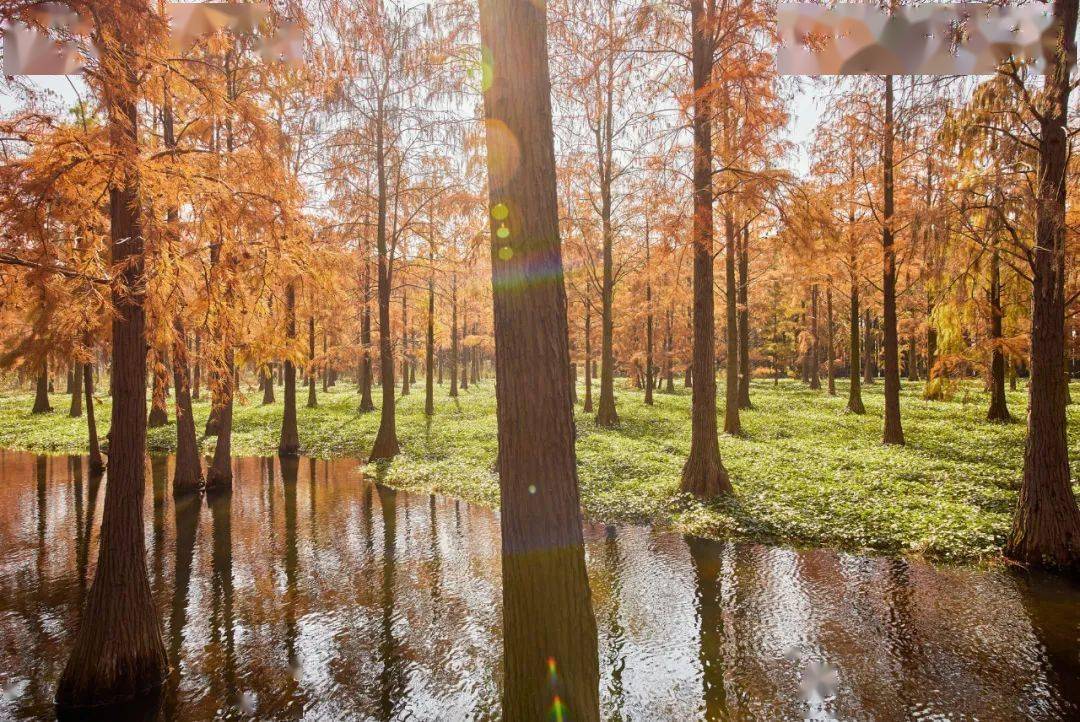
[2,377,1078,563]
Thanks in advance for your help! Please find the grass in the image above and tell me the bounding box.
[1,375,1078,563]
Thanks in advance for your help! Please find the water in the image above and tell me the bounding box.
[0,451,1077,721]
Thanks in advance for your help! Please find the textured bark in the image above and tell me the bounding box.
[400,292,410,397]
[369,106,401,461]
[359,257,375,413]
[583,300,593,412]
[479,2,600,718]
[645,224,654,406]
[279,282,300,457]
[987,242,1011,422]
[826,285,836,396]
[809,284,821,390]
[682,0,732,499]
[261,364,275,404]
[307,315,318,408]
[449,274,459,398]
[881,75,905,445]
[147,348,168,428]
[84,360,104,476]
[737,226,752,409]
[460,310,469,391]
[863,308,875,384]
[1005,0,1080,572]
[723,213,741,435]
[56,50,167,705]
[425,246,436,416]
[69,362,83,417]
[205,345,234,491]
[32,360,51,413]
[171,317,201,496]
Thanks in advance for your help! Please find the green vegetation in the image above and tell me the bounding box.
[2,378,1077,563]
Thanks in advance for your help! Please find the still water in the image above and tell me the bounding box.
[0,451,1077,721]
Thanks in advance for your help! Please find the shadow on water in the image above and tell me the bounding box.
[0,450,1078,721]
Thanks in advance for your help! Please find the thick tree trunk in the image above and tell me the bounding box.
[69,361,83,417]
[723,213,741,435]
[206,345,234,490]
[57,67,167,706]
[261,364,275,404]
[682,0,732,499]
[479,1,600,718]
[171,316,201,496]
[881,75,905,444]
[737,226,752,409]
[1005,0,1080,571]
[987,242,1011,422]
[32,360,51,413]
[279,282,300,457]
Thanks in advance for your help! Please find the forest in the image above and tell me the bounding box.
[0,0,1078,720]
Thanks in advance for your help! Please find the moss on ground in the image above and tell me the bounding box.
[2,377,1078,563]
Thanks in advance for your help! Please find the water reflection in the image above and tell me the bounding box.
[0,450,1077,721]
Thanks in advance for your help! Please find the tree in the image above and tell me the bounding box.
[478,0,600,718]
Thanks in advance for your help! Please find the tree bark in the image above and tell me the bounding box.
[723,213,741,435]
[32,360,51,413]
[69,361,83,417]
[84,360,104,476]
[370,105,401,460]
[450,273,459,398]
[809,284,821,390]
[148,348,169,427]
[400,291,410,397]
[307,314,318,408]
[583,300,593,412]
[479,1,600,718]
[279,281,300,457]
[425,243,436,416]
[737,225,752,409]
[645,223,654,406]
[826,285,836,396]
[682,0,732,499]
[57,49,167,705]
[881,75,905,444]
[987,240,1011,422]
[359,255,375,412]
[665,308,675,393]
[171,316,201,496]
[1004,0,1080,571]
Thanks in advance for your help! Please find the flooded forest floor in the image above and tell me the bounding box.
[2,377,1078,563]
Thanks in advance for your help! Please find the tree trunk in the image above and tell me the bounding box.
[370,108,401,461]
[880,74,904,443]
[192,333,201,400]
[987,241,1011,422]
[426,246,436,416]
[809,285,821,390]
[171,316,202,496]
[682,0,732,499]
[583,300,593,412]
[279,282,300,457]
[307,315,318,408]
[359,256,375,413]
[69,361,84,417]
[322,334,330,393]
[84,361,104,476]
[863,308,875,384]
[148,348,169,427]
[723,213,741,435]
[206,345,234,490]
[479,1,600,718]
[645,224,654,406]
[826,285,836,396]
[665,308,675,393]
[737,225,752,409]
[1005,0,1080,571]
[57,61,167,706]
[261,363,275,404]
[400,292,410,397]
[450,274,459,398]
[32,360,51,413]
